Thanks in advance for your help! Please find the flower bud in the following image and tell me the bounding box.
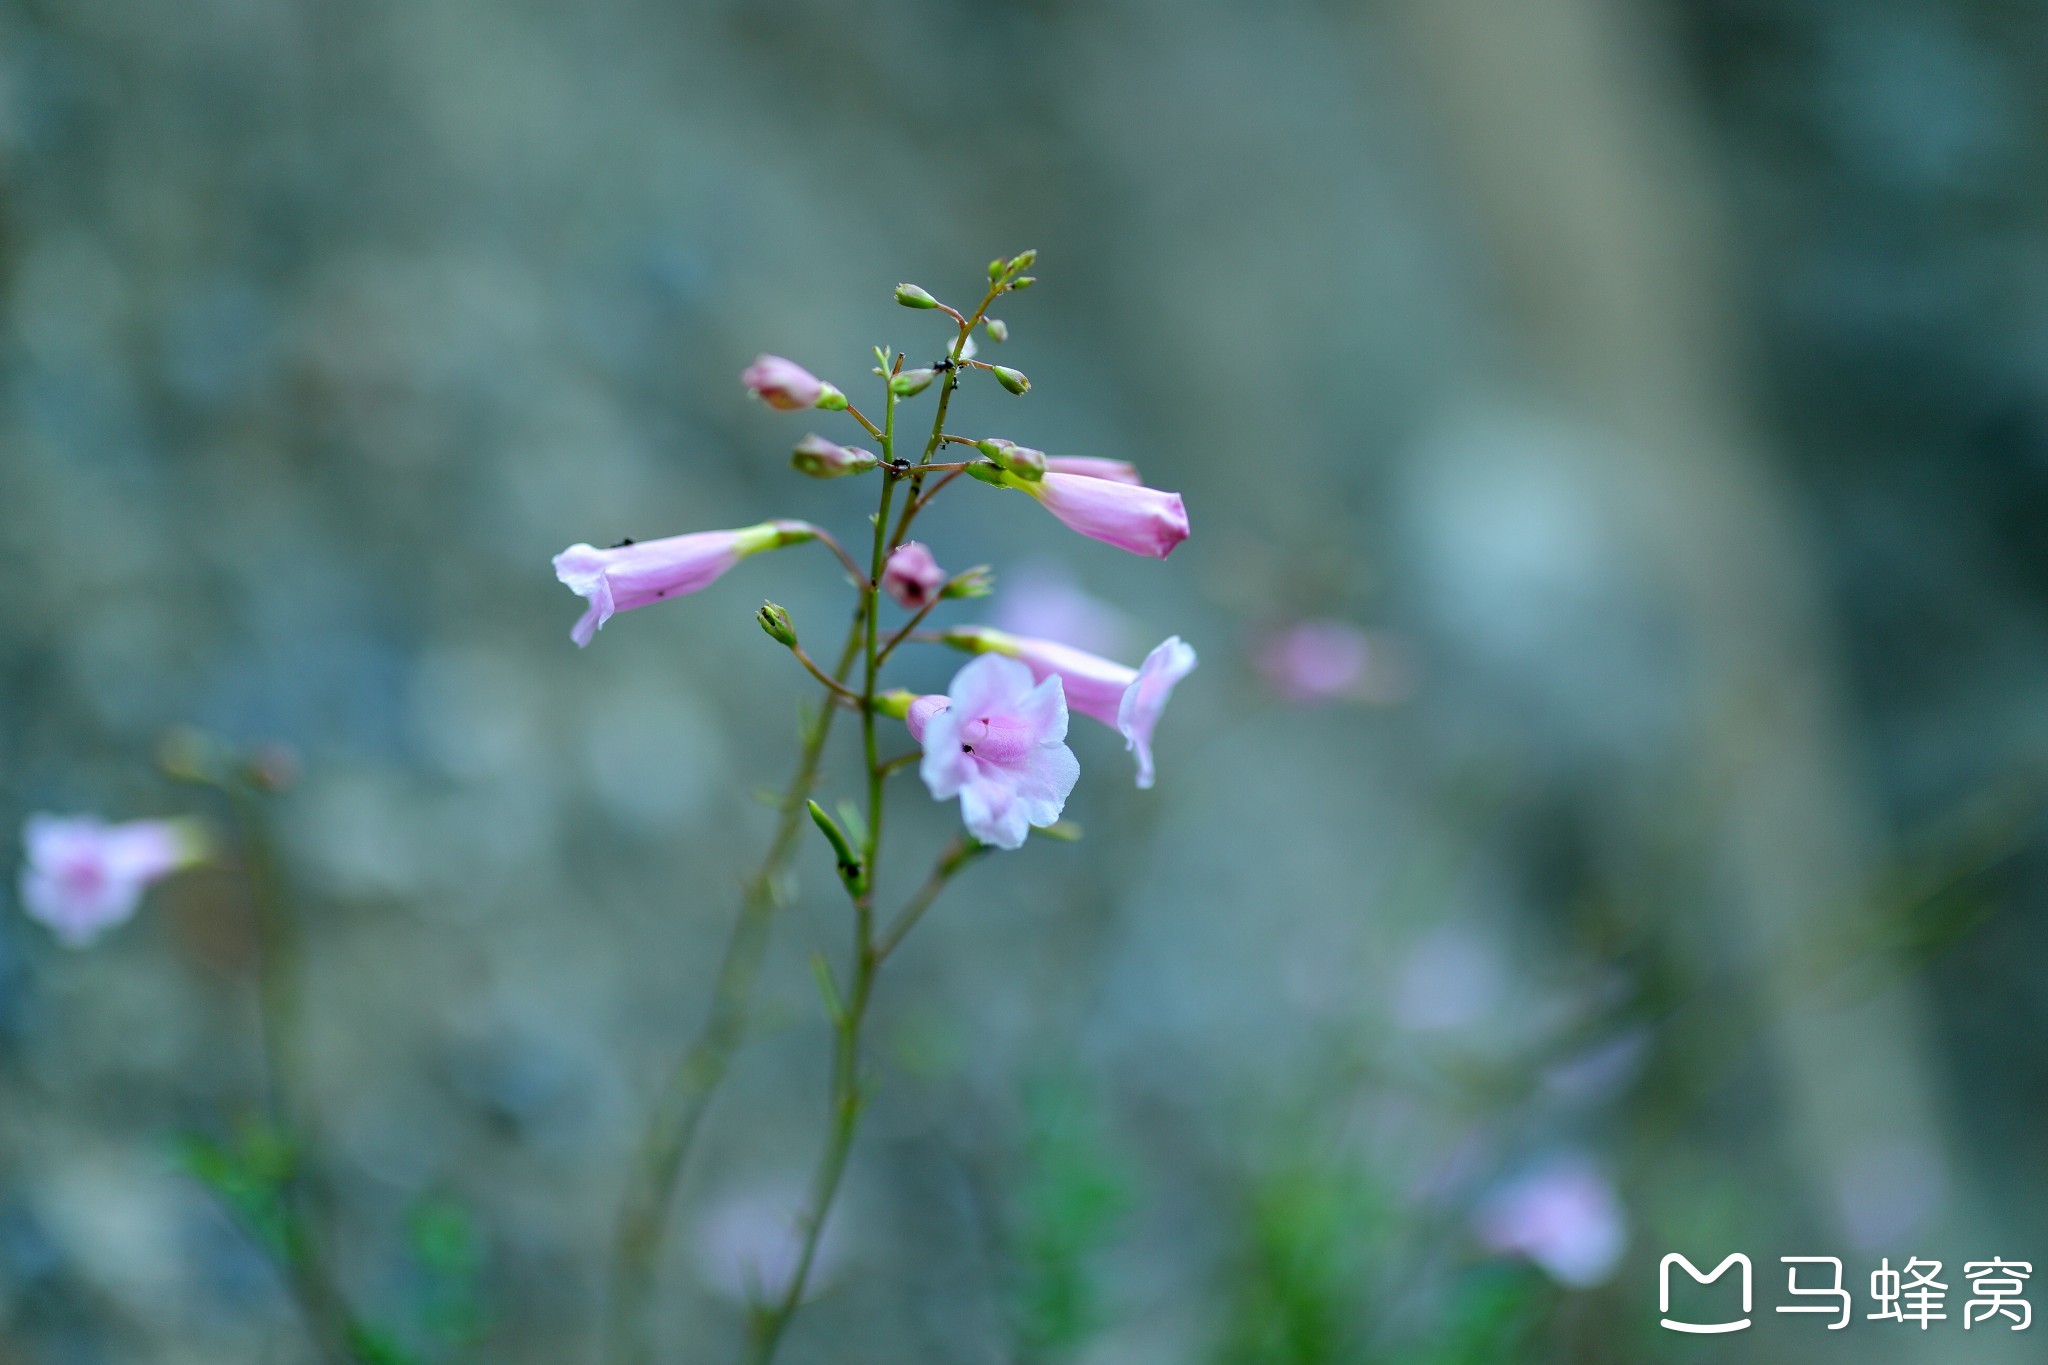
[990,365,1031,395]
[757,601,798,648]
[890,368,938,397]
[1008,276,1036,290]
[807,800,865,894]
[882,542,947,610]
[942,565,995,600]
[791,434,878,478]
[988,258,1006,282]
[975,438,1043,479]
[895,283,939,309]
[984,318,1008,343]
[1009,248,1038,271]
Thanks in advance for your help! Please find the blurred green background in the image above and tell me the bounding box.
[4,0,2048,1361]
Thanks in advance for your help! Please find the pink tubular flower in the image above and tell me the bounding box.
[1025,471,1188,559]
[914,655,1079,850]
[882,541,947,610]
[1474,1156,1627,1288]
[943,626,1196,789]
[19,815,208,947]
[1041,456,1140,485]
[742,355,845,411]
[553,521,814,647]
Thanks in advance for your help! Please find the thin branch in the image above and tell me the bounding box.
[875,838,987,964]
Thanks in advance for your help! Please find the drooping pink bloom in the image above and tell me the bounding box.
[690,1181,845,1306]
[19,815,208,947]
[943,626,1195,789]
[990,562,1131,658]
[741,355,844,411]
[1025,471,1188,559]
[1474,1156,1627,1288]
[914,655,1079,850]
[1041,456,1140,485]
[882,541,947,610]
[1255,621,1416,705]
[553,520,814,647]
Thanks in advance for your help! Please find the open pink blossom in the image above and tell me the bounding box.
[1474,1156,1627,1288]
[19,815,208,947]
[913,655,1078,849]
[741,355,844,411]
[553,520,814,647]
[882,541,946,610]
[943,626,1195,789]
[1042,456,1141,485]
[1025,470,1188,559]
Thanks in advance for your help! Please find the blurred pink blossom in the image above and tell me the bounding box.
[553,521,813,647]
[1254,620,1416,705]
[916,655,1078,849]
[690,1182,845,1305]
[882,541,946,610]
[1474,1156,1626,1287]
[19,815,207,947]
[989,563,1130,658]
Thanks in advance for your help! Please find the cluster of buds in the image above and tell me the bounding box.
[552,251,1197,849]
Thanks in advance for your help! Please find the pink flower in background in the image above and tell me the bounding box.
[1026,471,1189,559]
[1255,621,1417,705]
[1041,456,1140,485]
[553,521,814,647]
[882,541,947,610]
[989,562,1131,658]
[915,655,1078,849]
[943,627,1196,789]
[1474,1156,1627,1287]
[741,355,843,411]
[690,1182,845,1305]
[19,815,208,947]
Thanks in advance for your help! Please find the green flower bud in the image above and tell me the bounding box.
[990,365,1031,395]
[1009,248,1038,271]
[984,318,1008,343]
[890,367,938,397]
[895,283,939,309]
[807,799,865,894]
[875,689,918,720]
[791,433,879,478]
[1008,276,1036,291]
[987,258,1006,282]
[757,601,798,648]
[942,565,995,600]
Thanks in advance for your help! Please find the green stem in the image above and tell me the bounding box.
[226,785,370,1365]
[745,278,1011,1361]
[605,619,864,1365]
